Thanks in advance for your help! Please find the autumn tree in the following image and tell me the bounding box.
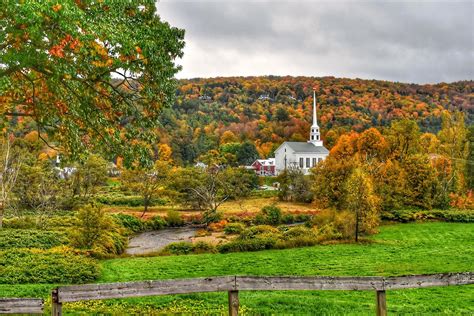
[386,120,420,161]
[438,111,469,192]
[344,168,380,242]
[0,1,184,165]
[121,160,171,217]
[402,154,437,209]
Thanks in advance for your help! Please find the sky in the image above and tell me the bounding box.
[156,0,474,84]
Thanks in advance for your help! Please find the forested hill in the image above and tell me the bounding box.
[157,76,473,164]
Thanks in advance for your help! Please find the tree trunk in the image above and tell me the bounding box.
[355,212,359,242]
[141,196,149,218]
[0,201,4,229]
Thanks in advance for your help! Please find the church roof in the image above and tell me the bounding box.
[283,142,329,154]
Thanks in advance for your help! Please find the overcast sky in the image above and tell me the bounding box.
[156,0,474,84]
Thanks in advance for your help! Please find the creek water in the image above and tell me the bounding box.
[125,226,199,255]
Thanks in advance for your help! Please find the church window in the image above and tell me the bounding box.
[316,135,319,140]
[306,158,310,168]
[313,158,317,166]
[299,158,304,168]
[318,158,322,163]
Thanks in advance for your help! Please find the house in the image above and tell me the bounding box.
[250,158,276,176]
[274,90,329,175]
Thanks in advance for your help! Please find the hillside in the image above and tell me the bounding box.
[157,76,473,164]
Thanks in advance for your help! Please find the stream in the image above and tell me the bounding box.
[125,227,199,255]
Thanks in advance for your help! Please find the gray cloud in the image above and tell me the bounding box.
[157,0,474,83]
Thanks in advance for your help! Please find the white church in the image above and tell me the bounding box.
[274,90,329,175]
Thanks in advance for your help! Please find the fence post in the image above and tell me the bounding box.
[375,290,387,316]
[51,289,62,316]
[228,290,239,316]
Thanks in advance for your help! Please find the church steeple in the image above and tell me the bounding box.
[309,89,323,146]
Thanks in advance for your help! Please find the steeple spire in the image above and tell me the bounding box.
[309,89,323,146]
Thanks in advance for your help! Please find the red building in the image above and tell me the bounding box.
[249,158,276,176]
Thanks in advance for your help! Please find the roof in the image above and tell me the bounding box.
[280,142,329,154]
[252,158,275,166]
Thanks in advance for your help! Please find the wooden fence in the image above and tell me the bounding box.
[0,298,43,314]
[1,272,472,315]
[49,272,473,316]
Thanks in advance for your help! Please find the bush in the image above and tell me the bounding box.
[70,204,127,257]
[166,210,185,227]
[193,241,217,254]
[0,229,68,250]
[217,237,277,253]
[161,241,194,255]
[281,213,295,224]
[146,216,167,230]
[161,241,216,255]
[0,247,100,284]
[224,223,245,235]
[382,209,474,223]
[3,216,37,229]
[312,209,355,241]
[255,205,282,226]
[238,225,280,240]
[276,226,319,248]
[112,213,145,232]
[96,194,167,207]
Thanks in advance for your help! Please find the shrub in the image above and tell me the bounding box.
[202,209,223,225]
[276,226,319,249]
[295,214,311,223]
[0,229,68,250]
[217,237,277,253]
[382,209,474,223]
[312,209,355,241]
[208,220,228,232]
[70,204,127,257]
[161,241,216,255]
[224,223,245,235]
[112,213,145,232]
[3,216,37,229]
[146,216,167,230]
[161,241,194,255]
[255,205,282,226]
[96,194,168,207]
[238,225,280,240]
[281,213,295,224]
[0,247,100,284]
[166,210,185,227]
[193,241,217,254]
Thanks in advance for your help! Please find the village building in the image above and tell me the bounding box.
[274,90,329,175]
[249,158,276,176]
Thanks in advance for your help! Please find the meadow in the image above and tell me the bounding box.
[2,222,473,314]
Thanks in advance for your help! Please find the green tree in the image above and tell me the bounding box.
[0,1,185,165]
[121,160,171,217]
[71,154,108,200]
[277,166,313,203]
[236,141,260,165]
[344,168,380,242]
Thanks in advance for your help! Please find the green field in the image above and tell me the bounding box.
[1,222,473,314]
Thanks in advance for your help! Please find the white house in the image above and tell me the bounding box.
[274,90,329,175]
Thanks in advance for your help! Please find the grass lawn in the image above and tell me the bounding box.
[1,222,473,314]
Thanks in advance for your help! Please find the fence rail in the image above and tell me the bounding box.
[4,273,472,315]
[0,298,44,314]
